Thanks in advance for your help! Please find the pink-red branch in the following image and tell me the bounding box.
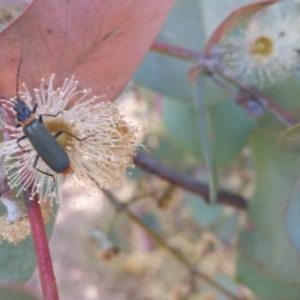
[24,191,59,300]
[134,153,248,210]
[151,41,201,61]
[150,40,297,127]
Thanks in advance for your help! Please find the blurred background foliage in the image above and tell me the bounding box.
[133,0,300,299]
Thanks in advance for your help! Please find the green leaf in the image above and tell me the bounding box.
[202,274,241,300]
[162,97,203,160]
[134,0,205,101]
[278,123,300,153]
[147,133,196,171]
[285,175,300,254]
[259,77,300,128]
[237,256,300,300]
[162,97,255,166]
[193,74,218,203]
[211,99,256,164]
[0,200,57,282]
[186,193,222,227]
[214,212,240,245]
[237,131,300,299]
[0,286,39,300]
[135,0,237,106]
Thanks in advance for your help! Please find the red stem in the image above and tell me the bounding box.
[151,41,200,61]
[24,191,59,300]
[0,85,59,299]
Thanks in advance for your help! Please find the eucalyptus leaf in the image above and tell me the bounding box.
[214,212,240,245]
[134,0,205,101]
[186,193,222,227]
[285,175,300,254]
[278,123,300,153]
[0,286,39,300]
[259,76,300,128]
[193,74,218,203]
[162,97,255,166]
[202,274,241,300]
[237,131,300,299]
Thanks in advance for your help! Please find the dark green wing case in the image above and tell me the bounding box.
[23,119,70,173]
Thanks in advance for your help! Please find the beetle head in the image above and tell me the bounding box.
[13,98,32,123]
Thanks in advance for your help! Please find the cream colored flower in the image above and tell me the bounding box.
[0,199,51,244]
[0,75,141,202]
[222,11,300,86]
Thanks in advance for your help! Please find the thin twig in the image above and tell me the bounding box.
[151,41,201,61]
[102,189,243,300]
[212,66,297,127]
[150,40,297,127]
[133,153,248,210]
[24,190,59,300]
[127,191,156,205]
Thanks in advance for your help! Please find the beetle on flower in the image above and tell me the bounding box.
[0,75,142,203]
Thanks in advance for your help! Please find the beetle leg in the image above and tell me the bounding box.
[54,130,94,141]
[17,135,29,152]
[32,104,38,114]
[33,155,55,184]
[39,111,63,123]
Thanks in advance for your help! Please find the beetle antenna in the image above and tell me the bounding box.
[16,58,23,100]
